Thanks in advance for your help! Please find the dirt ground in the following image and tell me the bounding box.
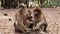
[0,8,60,34]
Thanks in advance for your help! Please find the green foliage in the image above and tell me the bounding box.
[41,0,60,8]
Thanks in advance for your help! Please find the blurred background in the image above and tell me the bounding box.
[0,0,60,8]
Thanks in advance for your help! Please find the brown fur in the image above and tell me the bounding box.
[32,6,48,32]
[14,5,32,33]
[18,3,26,8]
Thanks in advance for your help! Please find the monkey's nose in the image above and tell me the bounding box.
[35,13,39,16]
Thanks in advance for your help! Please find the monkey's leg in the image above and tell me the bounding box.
[40,23,48,32]
[14,23,26,33]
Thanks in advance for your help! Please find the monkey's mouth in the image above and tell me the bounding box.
[34,13,39,16]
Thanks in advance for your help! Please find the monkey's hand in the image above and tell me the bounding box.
[25,28,32,31]
[33,27,39,30]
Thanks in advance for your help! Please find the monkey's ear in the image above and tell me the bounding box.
[19,3,25,7]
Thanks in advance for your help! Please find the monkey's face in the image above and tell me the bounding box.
[33,10,40,17]
[19,6,28,15]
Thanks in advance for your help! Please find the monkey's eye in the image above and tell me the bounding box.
[34,11,38,13]
[34,11,36,12]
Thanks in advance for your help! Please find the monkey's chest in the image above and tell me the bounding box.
[34,17,41,22]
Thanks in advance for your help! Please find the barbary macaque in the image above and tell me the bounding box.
[25,10,34,29]
[23,10,32,27]
[32,6,48,32]
[14,5,32,33]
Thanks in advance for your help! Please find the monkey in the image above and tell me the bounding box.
[32,6,48,32]
[24,10,34,29]
[27,10,32,21]
[23,10,32,27]
[14,5,32,33]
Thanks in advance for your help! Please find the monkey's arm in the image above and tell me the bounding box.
[34,14,47,29]
[16,14,31,31]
